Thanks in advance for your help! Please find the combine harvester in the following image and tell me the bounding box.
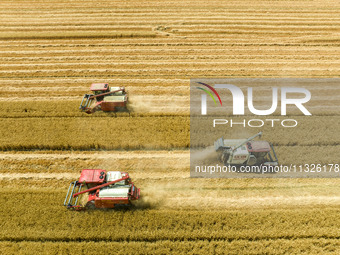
[214,132,278,167]
[79,83,128,114]
[64,169,140,210]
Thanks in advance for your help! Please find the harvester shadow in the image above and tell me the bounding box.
[81,205,154,213]
[78,199,155,213]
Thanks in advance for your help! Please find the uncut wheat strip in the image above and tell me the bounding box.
[0,63,340,73]
[0,0,335,7]
[2,177,340,208]
[3,174,339,188]
[161,196,340,209]
[1,22,340,31]
[0,172,189,180]
[0,10,338,17]
[6,60,328,68]
[2,60,340,70]
[0,102,338,116]
[174,27,339,33]
[0,116,190,149]
[0,78,187,84]
[2,17,340,26]
[0,17,337,26]
[3,176,340,200]
[0,40,334,46]
[1,48,338,56]
[0,72,336,80]
[0,27,152,33]
[0,101,336,115]
[1,240,340,255]
[0,38,337,46]
[0,84,338,95]
[3,76,340,87]
[0,54,338,61]
[0,25,338,32]
[0,43,337,50]
[0,151,189,160]
[6,93,338,101]
[0,96,80,101]
[0,33,157,41]
[0,63,339,73]
[0,90,189,98]
[0,0,334,6]
[7,17,340,25]
[0,83,188,90]
[0,95,189,105]
[0,43,320,49]
[17,0,332,5]
[0,81,188,89]
[2,194,340,241]
[1,86,340,98]
[0,173,76,180]
[0,85,189,93]
[0,52,339,63]
[173,23,340,28]
[0,7,337,12]
[2,64,340,73]
[173,23,340,27]
[0,36,338,45]
[1,55,337,63]
[175,31,334,36]
[0,43,337,51]
[0,86,85,91]
[0,68,338,78]
[1,6,336,13]
[1,44,339,51]
[2,182,340,209]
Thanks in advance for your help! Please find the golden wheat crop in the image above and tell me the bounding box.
[1,0,340,253]
[0,150,189,174]
[2,181,340,255]
[0,116,190,150]
[2,239,340,255]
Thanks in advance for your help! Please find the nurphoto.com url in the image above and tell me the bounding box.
[194,164,340,175]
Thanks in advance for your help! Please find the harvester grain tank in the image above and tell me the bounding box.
[214,132,278,166]
[79,83,128,113]
[64,169,140,210]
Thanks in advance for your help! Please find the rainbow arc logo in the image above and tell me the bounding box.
[196,82,222,106]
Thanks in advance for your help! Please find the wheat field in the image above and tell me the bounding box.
[1,0,340,254]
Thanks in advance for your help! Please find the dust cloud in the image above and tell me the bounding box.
[190,146,219,165]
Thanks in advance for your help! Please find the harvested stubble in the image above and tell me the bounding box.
[1,0,340,253]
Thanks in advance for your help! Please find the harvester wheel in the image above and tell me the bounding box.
[85,201,96,210]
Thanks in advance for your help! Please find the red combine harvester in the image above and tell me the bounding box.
[79,83,128,114]
[214,132,278,166]
[64,169,140,210]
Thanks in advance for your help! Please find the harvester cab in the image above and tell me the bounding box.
[214,132,278,166]
[91,83,110,99]
[79,83,128,114]
[64,169,140,210]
